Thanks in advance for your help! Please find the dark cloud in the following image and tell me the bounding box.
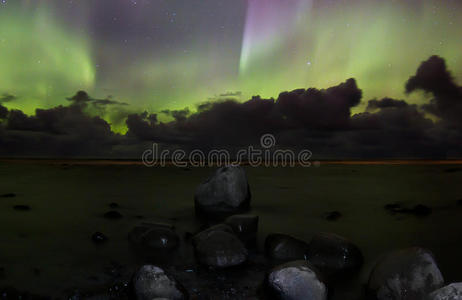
[1,103,120,157]
[219,91,242,97]
[366,98,408,111]
[0,104,8,119]
[406,55,462,126]
[126,78,362,149]
[0,93,17,103]
[2,56,462,158]
[67,91,129,107]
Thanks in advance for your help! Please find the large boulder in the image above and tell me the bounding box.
[305,233,363,278]
[427,283,462,300]
[129,223,179,251]
[265,233,309,262]
[225,214,259,245]
[367,247,444,300]
[194,166,251,218]
[267,260,327,300]
[194,230,248,268]
[131,265,187,300]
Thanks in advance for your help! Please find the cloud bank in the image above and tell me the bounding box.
[1,56,461,159]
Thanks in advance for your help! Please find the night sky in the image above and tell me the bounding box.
[0,0,462,158]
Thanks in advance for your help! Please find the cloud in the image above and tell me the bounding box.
[406,55,462,126]
[0,93,17,103]
[1,56,462,158]
[1,103,120,157]
[0,104,8,119]
[366,98,408,111]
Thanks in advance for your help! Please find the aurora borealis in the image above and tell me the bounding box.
[0,0,462,158]
[1,0,461,118]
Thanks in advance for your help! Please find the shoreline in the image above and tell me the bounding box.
[1,158,462,166]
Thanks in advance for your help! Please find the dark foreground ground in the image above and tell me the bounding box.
[0,161,462,299]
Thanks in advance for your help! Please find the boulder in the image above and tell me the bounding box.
[131,265,187,300]
[324,211,342,221]
[194,165,251,218]
[13,204,30,211]
[225,214,259,245]
[427,283,462,300]
[104,210,123,220]
[367,247,444,300]
[1,193,16,198]
[192,223,234,246]
[91,232,108,244]
[129,223,179,251]
[265,233,309,262]
[194,230,248,268]
[267,260,327,300]
[305,233,363,278]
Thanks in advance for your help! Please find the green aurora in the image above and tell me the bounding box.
[1,0,461,133]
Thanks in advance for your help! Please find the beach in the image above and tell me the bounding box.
[1,161,462,298]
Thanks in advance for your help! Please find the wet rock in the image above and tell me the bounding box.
[0,193,16,198]
[413,204,432,216]
[384,203,432,216]
[444,167,461,173]
[13,204,30,211]
[129,223,179,251]
[265,233,309,262]
[325,211,342,221]
[192,223,234,246]
[225,214,259,245]
[367,247,444,300]
[427,283,462,300]
[92,232,108,244]
[194,165,251,219]
[306,233,363,278]
[194,230,248,268]
[267,260,327,300]
[131,265,187,300]
[104,210,123,220]
[109,202,119,209]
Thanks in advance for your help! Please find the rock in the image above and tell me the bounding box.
[92,232,108,244]
[104,210,123,220]
[266,260,327,300]
[109,202,119,209]
[413,204,432,216]
[225,214,259,245]
[1,193,16,198]
[444,167,461,173]
[131,265,187,300]
[427,283,462,300]
[305,233,363,278]
[384,203,432,216]
[129,223,179,251]
[192,223,234,246]
[194,165,251,218]
[13,204,30,211]
[367,247,444,300]
[194,230,248,268]
[325,211,342,221]
[265,233,309,262]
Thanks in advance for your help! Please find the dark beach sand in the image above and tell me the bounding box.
[1,161,462,298]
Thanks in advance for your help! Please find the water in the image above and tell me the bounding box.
[0,161,461,298]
